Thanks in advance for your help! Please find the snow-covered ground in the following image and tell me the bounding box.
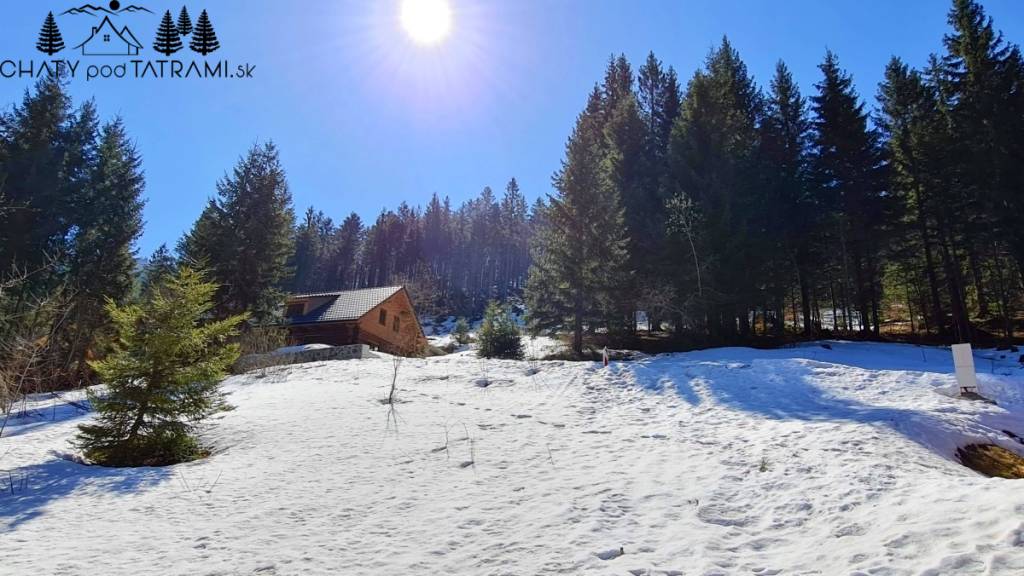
[2,342,1024,575]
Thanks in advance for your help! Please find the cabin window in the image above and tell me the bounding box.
[103,34,111,42]
[393,317,400,333]
[285,303,304,317]
[379,309,388,325]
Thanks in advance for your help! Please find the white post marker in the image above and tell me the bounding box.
[951,343,979,396]
[602,347,609,368]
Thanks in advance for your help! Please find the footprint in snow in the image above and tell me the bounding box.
[595,547,624,560]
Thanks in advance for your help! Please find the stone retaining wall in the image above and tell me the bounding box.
[234,344,373,373]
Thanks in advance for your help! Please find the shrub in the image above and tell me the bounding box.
[238,323,289,356]
[76,267,247,467]
[477,302,524,360]
[453,316,471,346]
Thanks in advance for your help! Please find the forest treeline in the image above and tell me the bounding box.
[528,0,1024,353]
[1,0,1022,390]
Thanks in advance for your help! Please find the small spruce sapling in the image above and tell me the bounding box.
[453,317,471,346]
[477,301,524,360]
[76,267,247,467]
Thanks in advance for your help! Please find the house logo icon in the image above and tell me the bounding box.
[75,16,143,56]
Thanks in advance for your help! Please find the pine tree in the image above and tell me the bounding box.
[36,12,65,56]
[190,10,221,56]
[181,142,295,321]
[526,86,630,355]
[153,10,183,56]
[177,6,193,36]
[76,267,247,467]
[477,301,523,359]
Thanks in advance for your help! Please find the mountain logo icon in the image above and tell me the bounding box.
[62,2,154,17]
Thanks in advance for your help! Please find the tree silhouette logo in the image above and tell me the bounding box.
[36,12,66,56]
[153,10,183,56]
[177,7,193,36]
[189,10,220,56]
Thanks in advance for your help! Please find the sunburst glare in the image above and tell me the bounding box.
[400,0,453,45]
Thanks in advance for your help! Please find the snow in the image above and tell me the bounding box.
[2,341,1024,575]
[271,343,334,355]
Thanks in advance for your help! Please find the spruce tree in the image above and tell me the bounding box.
[477,301,523,359]
[181,142,295,321]
[153,10,183,56]
[65,118,145,380]
[76,267,246,467]
[760,61,815,336]
[0,77,74,291]
[141,244,178,296]
[324,213,363,289]
[877,57,955,339]
[453,316,471,345]
[291,207,334,293]
[36,12,65,56]
[177,6,193,36]
[666,37,763,339]
[809,51,889,336]
[943,0,1023,304]
[177,201,219,266]
[498,178,530,297]
[190,10,221,56]
[604,93,649,329]
[526,87,630,355]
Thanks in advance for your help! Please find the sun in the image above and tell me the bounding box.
[400,0,452,45]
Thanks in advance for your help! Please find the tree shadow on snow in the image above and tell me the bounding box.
[629,361,703,406]
[634,353,993,462]
[0,457,172,530]
[1,395,92,440]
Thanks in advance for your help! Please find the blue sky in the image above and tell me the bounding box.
[1,1,1022,256]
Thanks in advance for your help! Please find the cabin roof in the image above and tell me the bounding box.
[74,16,144,49]
[285,286,404,325]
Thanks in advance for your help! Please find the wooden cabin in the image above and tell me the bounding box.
[283,286,427,356]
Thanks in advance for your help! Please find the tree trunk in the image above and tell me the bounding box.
[919,219,947,338]
[939,233,970,343]
[968,245,989,318]
[572,288,584,356]
[798,265,812,338]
